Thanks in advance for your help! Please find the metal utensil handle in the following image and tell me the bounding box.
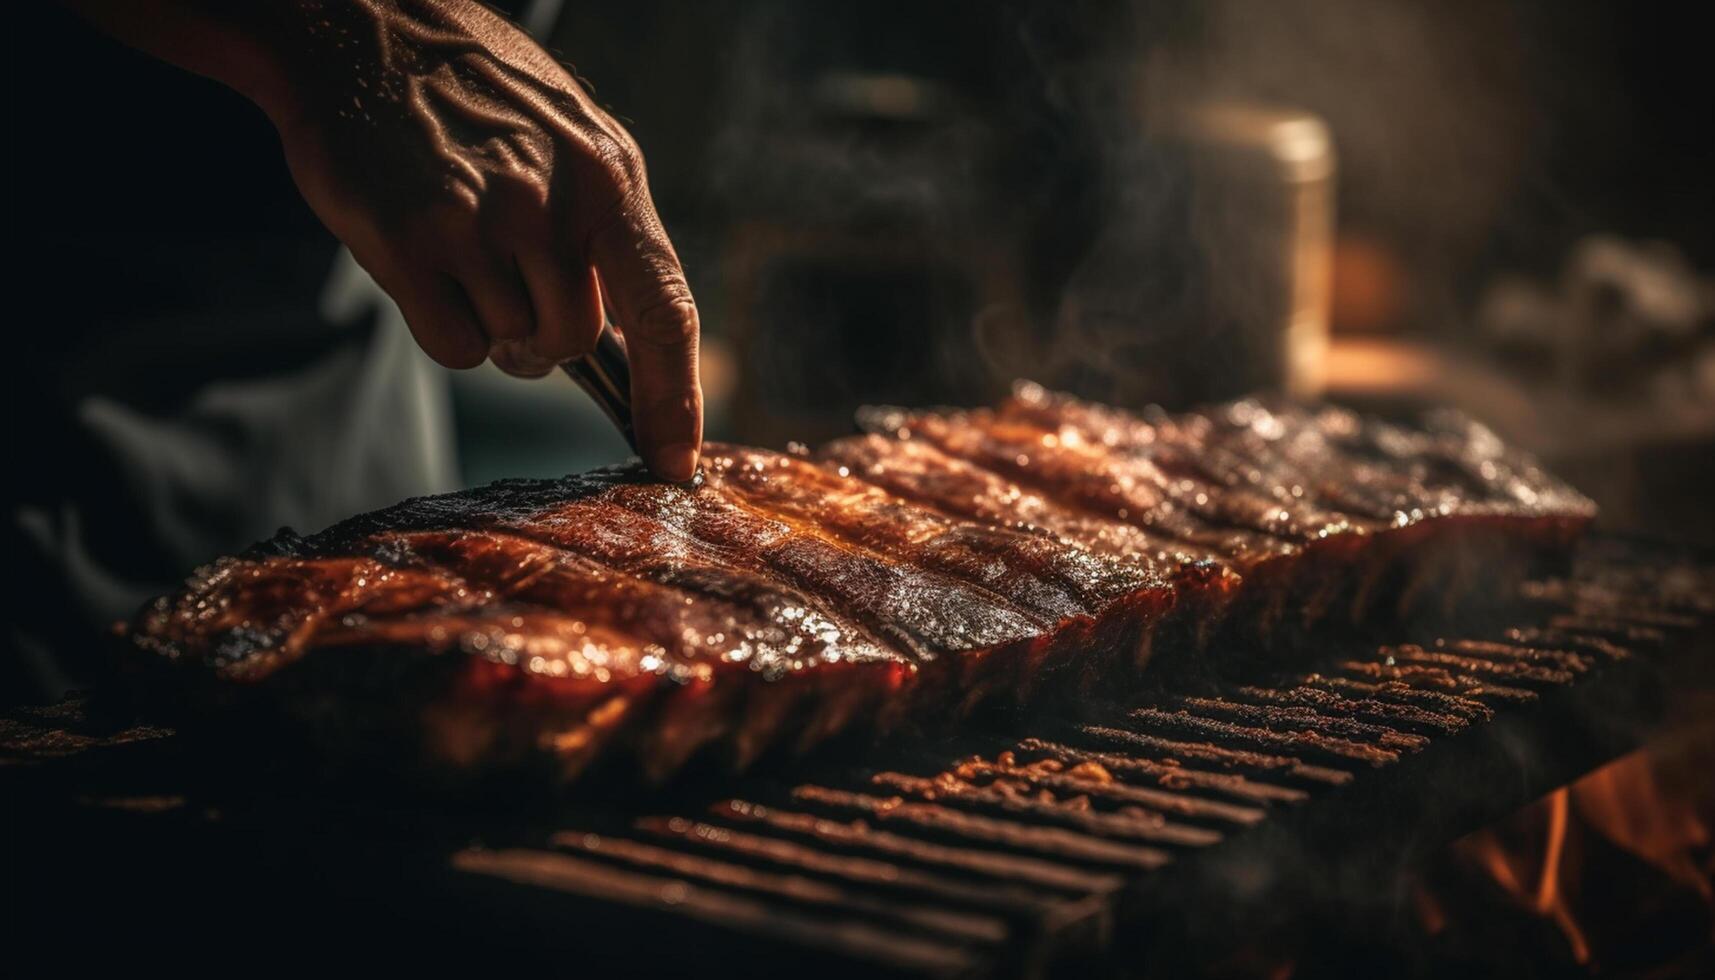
[559,326,637,452]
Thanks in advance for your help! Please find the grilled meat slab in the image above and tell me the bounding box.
[126,386,1594,784]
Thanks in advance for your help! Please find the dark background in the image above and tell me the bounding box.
[12,0,1714,484]
[20,1,1711,314]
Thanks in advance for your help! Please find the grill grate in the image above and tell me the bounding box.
[446,539,1714,977]
[8,536,1712,977]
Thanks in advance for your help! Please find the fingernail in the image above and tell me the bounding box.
[652,443,699,482]
[489,340,555,379]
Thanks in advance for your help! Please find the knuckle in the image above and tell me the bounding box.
[488,311,533,342]
[438,183,486,224]
[506,207,554,249]
[630,295,700,347]
[642,389,703,427]
[491,341,556,377]
[410,191,484,245]
[589,128,646,193]
[539,328,598,362]
[527,339,573,363]
[495,168,553,213]
[474,278,536,340]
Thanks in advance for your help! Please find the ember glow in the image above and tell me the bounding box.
[1426,733,1715,973]
[1448,787,1591,962]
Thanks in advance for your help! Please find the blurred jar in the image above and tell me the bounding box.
[1173,103,1337,401]
[1056,101,1336,407]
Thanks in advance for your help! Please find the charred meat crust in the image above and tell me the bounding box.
[124,386,1595,785]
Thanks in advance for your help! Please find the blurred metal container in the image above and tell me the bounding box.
[1175,103,1337,402]
[1061,101,1337,409]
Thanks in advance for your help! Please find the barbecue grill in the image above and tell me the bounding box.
[8,534,1711,976]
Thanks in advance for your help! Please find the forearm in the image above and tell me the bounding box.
[60,0,704,479]
[60,1,577,130]
[58,0,304,118]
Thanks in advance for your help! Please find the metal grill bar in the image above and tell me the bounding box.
[635,815,1082,922]
[444,541,1710,977]
[1335,660,1539,703]
[1122,706,1404,767]
[9,537,1710,978]
[1008,738,1312,805]
[1070,724,1355,785]
[1168,696,1431,751]
[788,784,1177,872]
[1229,684,1471,735]
[940,758,1269,827]
[712,799,1126,896]
[1381,645,1578,686]
[1295,673,1494,721]
[548,830,1014,946]
[451,847,987,976]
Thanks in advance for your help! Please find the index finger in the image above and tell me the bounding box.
[589,199,703,482]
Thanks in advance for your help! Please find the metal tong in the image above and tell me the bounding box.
[559,325,638,453]
[560,326,702,488]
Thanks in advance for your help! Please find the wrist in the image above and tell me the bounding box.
[58,0,308,126]
[214,28,299,127]
[199,5,316,129]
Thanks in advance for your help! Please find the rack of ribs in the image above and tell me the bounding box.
[124,384,1595,785]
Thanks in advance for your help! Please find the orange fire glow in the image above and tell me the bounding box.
[1434,737,1714,972]
[1451,787,1592,963]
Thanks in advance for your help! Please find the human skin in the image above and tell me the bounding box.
[61,0,702,480]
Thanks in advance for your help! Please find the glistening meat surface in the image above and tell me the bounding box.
[125,387,1595,785]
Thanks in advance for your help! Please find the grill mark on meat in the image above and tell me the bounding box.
[1212,406,1482,523]
[818,434,1221,570]
[1000,385,1377,538]
[707,446,1154,622]
[353,466,959,673]
[857,406,1296,561]
[1008,384,1593,534]
[598,461,1048,663]
[352,530,882,684]
[1366,406,1599,518]
[469,500,911,674]
[1004,387,1353,510]
[130,553,494,680]
[1005,386,1500,534]
[126,388,1597,786]
[456,514,905,676]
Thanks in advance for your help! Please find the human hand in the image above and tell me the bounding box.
[262,1,702,478]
